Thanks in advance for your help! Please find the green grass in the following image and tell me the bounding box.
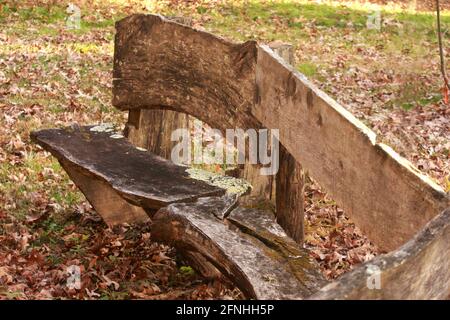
[0,3,122,36]
[297,62,317,77]
[179,1,449,40]
[0,4,66,23]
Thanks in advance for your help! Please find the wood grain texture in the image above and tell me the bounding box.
[31,125,225,210]
[60,160,150,226]
[113,14,450,251]
[237,162,275,206]
[233,43,300,215]
[254,45,450,251]
[113,14,261,132]
[268,43,305,244]
[151,196,325,299]
[276,144,305,243]
[123,16,192,160]
[310,208,450,299]
[125,108,190,158]
[226,206,326,292]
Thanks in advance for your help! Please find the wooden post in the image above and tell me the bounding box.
[240,41,305,243]
[125,108,190,158]
[276,144,305,243]
[271,42,305,244]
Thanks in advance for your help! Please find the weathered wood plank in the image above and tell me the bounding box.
[275,144,305,243]
[113,14,261,132]
[254,45,450,251]
[310,208,450,299]
[238,42,305,244]
[226,207,326,292]
[237,162,275,207]
[31,125,225,210]
[60,159,150,227]
[264,41,304,243]
[125,108,190,158]
[123,16,192,160]
[152,196,326,299]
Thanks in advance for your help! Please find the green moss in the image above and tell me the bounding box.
[179,266,196,277]
[186,168,252,195]
[231,219,318,285]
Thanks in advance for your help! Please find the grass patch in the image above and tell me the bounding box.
[0,4,66,23]
[297,62,317,77]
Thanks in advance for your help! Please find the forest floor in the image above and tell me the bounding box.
[0,0,449,299]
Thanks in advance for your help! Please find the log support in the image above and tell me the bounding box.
[60,160,150,227]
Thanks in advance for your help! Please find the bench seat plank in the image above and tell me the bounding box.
[31,125,225,209]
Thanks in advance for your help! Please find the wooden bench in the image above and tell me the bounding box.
[32,14,450,299]
[31,125,326,299]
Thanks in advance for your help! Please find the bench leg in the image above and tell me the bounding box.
[276,145,304,243]
[59,160,150,227]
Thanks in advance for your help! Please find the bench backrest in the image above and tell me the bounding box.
[112,14,449,252]
[113,14,260,132]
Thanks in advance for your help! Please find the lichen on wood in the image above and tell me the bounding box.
[186,168,252,196]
